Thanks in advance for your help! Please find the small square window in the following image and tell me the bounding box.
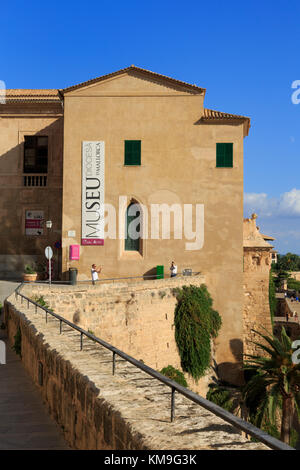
[124,140,141,166]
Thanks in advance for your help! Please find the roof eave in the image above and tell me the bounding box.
[60,66,206,96]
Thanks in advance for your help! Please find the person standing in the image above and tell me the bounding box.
[170,261,177,278]
[91,264,102,285]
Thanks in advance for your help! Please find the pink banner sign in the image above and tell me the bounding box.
[69,245,80,260]
[81,239,104,246]
[25,219,42,229]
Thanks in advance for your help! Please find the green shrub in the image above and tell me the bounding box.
[287,278,300,291]
[31,295,54,312]
[24,264,37,274]
[160,365,188,387]
[174,284,222,381]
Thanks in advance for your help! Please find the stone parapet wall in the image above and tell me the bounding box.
[4,293,267,450]
[22,275,216,395]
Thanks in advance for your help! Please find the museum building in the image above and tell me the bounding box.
[0,66,250,376]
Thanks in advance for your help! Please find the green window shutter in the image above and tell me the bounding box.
[125,203,141,251]
[216,143,233,168]
[125,140,141,165]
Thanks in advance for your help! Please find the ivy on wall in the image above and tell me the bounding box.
[174,284,222,381]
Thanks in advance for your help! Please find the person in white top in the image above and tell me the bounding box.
[170,261,177,278]
[91,264,102,285]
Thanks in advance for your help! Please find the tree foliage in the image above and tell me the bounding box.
[287,278,300,292]
[274,253,300,272]
[243,327,300,445]
[174,285,222,381]
[206,382,238,413]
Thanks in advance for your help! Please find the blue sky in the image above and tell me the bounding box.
[1,0,300,254]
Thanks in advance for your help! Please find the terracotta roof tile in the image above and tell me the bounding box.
[202,108,250,136]
[60,66,206,95]
[203,108,250,121]
[4,90,60,102]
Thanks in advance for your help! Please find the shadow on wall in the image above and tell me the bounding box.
[143,267,158,280]
[0,120,63,280]
[216,338,244,386]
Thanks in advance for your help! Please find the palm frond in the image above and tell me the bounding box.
[250,329,285,356]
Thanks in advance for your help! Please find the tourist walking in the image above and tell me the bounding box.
[91,264,102,285]
[170,261,177,278]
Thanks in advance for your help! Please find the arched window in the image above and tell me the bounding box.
[125,202,141,252]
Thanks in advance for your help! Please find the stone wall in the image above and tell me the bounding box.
[21,275,218,395]
[4,297,155,449]
[4,292,267,450]
[274,320,300,342]
[243,216,273,357]
[243,266,272,356]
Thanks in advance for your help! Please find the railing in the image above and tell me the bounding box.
[23,174,47,187]
[29,272,202,285]
[13,283,295,451]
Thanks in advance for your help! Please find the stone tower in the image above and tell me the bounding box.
[243,214,273,357]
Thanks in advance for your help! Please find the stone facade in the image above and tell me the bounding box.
[21,275,217,396]
[4,291,268,450]
[0,92,63,279]
[243,215,273,356]
[0,66,251,381]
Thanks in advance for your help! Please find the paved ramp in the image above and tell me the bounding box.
[0,281,21,305]
[0,282,68,450]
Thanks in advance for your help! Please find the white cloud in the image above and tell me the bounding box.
[244,188,300,218]
[278,189,300,216]
[244,192,276,217]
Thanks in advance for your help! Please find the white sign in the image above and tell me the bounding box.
[68,230,76,237]
[25,210,44,236]
[81,141,105,245]
[45,246,53,260]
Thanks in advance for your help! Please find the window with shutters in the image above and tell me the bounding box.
[24,136,48,173]
[124,140,141,166]
[125,202,141,251]
[216,143,233,168]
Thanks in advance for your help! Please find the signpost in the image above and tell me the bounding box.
[45,246,53,286]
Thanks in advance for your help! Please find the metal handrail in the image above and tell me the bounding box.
[12,283,294,451]
[29,272,202,285]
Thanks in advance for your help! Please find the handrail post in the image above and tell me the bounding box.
[59,319,62,334]
[171,387,175,422]
[35,304,37,313]
[45,311,47,323]
[112,351,116,375]
[80,332,83,351]
[27,299,29,309]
